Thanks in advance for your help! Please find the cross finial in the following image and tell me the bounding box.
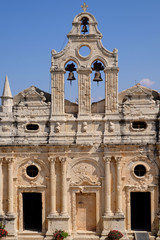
[81,2,88,12]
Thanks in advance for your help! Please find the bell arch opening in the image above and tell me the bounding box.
[64,61,78,114]
[91,60,105,113]
[81,17,89,34]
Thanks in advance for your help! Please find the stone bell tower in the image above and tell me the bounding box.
[50,4,119,116]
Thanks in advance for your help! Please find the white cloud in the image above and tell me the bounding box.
[140,78,155,87]
[98,96,103,101]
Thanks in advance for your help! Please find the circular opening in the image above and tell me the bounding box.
[26,124,39,131]
[134,164,146,177]
[26,165,39,177]
[79,46,91,57]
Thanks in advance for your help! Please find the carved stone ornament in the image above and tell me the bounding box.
[54,122,60,133]
[70,175,101,186]
[72,161,99,184]
[2,125,10,132]
[82,121,87,132]
[108,121,115,132]
[126,183,156,192]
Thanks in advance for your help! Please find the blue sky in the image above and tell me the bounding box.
[0,0,160,102]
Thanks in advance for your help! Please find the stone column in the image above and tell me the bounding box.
[60,157,68,215]
[115,157,123,214]
[104,157,112,215]
[104,66,119,113]
[77,68,92,115]
[7,158,14,215]
[50,68,65,115]
[49,157,57,216]
[0,158,3,215]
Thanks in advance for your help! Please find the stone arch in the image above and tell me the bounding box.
[73,12,97,23]
[15,157,49,186]
[89,55,108,68]
[63,57,80,69]
[122,156,159,188]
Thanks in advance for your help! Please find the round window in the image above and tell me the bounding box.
[79,46,91,57]
[26,165,39,178]
[134,164,146,177]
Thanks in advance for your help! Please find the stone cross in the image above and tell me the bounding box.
[81,2,88,12]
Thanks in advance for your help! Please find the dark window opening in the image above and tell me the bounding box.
[26,165,39,178]
[131,192,151,231]
[23,193,42,231]
[134,164,146,177]
[26,124,39,131]
[132,121,147,129]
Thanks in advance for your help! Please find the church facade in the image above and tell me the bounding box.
[0,6,160,240]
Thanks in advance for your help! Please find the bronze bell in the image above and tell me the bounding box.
[93,71,103,83]
[81,25,88,33]
[67,72,76,81]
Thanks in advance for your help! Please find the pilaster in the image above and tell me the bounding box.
[60,157,68,216]
[48,157,57,216]
[0,158,4,216]
[6,157,15,216]
[77,68,92,115]
[104,67,119,113]
[51,68,65,115]
[5,157,16,238]
[115,157,123,215]
[103,157,113,216]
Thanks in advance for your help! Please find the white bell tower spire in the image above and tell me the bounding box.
[1,75,13,112]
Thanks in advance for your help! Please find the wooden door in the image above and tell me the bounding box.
[76,193,96,231]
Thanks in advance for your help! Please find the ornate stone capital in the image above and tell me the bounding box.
[104,157,111,163]
[59,157,67,164]
[48,157,56,163]
[50,67,66,73]
[0,158,3,164]
[115,157,122,163]
[77,68,92,74]
[6,157,14,164]
[104,67,112,73]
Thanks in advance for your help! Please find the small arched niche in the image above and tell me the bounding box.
[64,60,78,115]
[91,60,105,113]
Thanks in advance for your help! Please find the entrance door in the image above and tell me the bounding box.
[76,193,96,231]
[131,192,151,231]
[23,192,42,231]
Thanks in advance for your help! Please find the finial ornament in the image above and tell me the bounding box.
[81,2,88,12]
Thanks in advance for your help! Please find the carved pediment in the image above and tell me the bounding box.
[123,84,154,104]
[13,86,50,106]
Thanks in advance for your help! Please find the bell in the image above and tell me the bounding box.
[67,72,76,84]
[81,25,88,33]
[93,71,103,83]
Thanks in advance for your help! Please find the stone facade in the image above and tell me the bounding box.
[0,7,160,240]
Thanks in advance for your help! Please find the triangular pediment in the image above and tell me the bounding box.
[126,83,152,96]
[119,84,158,105]
[13,86,51,106]
[23,86,46,103]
